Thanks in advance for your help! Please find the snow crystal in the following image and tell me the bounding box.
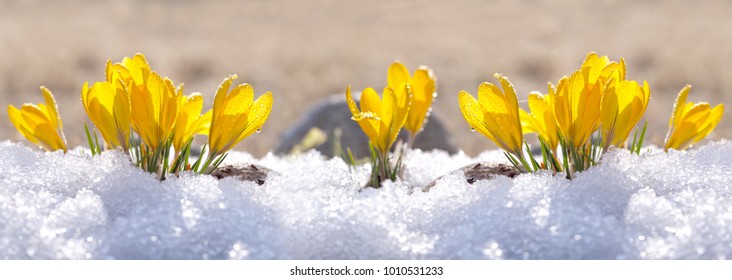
[1,140,732,259]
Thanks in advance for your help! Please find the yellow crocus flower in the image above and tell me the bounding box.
[458,73,523,155]
[553,69,603,148]
[581,52,626,86]
[81,79,131,150]
[129,71,179,150]
[664,85,724,151]
[172,89,212,153]
[600,78,651,149]
[208,75,273,156]
[103,53,178,150]
[103,54,150,103]
[387,62,436,138]
[113,53,151,87]
[8,86,67,152]
[345,84,411,154]
[519,85,559,151]
[578,51,650,149]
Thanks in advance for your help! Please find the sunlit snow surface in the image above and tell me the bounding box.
[1,140,731,259]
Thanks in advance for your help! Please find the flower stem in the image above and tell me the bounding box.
[407,133,416,151]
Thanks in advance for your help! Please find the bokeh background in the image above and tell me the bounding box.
[2,0,731,157]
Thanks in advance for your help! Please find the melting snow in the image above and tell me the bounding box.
[1,140,731,259]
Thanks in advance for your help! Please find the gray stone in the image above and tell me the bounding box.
[423,162,521,191]
[211,164,276,185]
[274,93,458,158]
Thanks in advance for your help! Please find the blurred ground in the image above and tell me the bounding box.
[1,0,731,157]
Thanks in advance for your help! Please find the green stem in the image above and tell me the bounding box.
[380,150,389,182]
[199,149,218,174]
[515,151,533,173]
[407,133,416,151]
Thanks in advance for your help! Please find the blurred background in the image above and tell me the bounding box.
[1,0,731,157]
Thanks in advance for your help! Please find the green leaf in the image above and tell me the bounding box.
[525,142,540,172]
[191,143,207,173]
[84,122,97,156]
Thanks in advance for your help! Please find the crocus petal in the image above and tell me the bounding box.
[383,85,410,151]
[359,87,384,149]
[556,70,601,147]
[217,84,254,151]
[173,92,206,152]
[193,110,213,136]
[360,87,382,120]
[524,90,559,150]
[111,82,131,149]
[380,86,396,144]
[88,81,125,148]
[386,62,436,136]
[129,79,154,148]
[387,61,410,91]
[106,59,132,85]
[238,91,273,143]
[7,90,67,153]
[581,52,610,85]
[130,71,178,149]
[208,77,273,155]
[664,85,724,151]
[602,79,650,149]
[212,75,238,128]
[519,108,539,134]
[8,105,40,144]
[468,75,523,153]
[458,88,519,153]
[224,84,254,119]
[40,86,61,131]
[458,90,497,144]
[694,104,724,142]
[346,76,411,154]
[160,78,179,141]
[670,85,691,130]
[394,83,412,132]
[458,76,525,155]
[600,79,621,147]
[122,53,151,86]
[553,77,570,139]
[478,83,512,148]
[495,73,519,118]
[600,59,626,83]
[405,66,436,134]
[346,87,380,149]
[345,86,360,116]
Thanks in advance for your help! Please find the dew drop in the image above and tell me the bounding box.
[256,128,262,133]
[470,127,476,132]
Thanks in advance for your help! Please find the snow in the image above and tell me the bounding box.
[1,139,731,259]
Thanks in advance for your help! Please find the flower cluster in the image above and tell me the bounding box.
[8,53,273,180]
[459,52,723,178]
[6,52,724,183]
[346,61,436,188]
